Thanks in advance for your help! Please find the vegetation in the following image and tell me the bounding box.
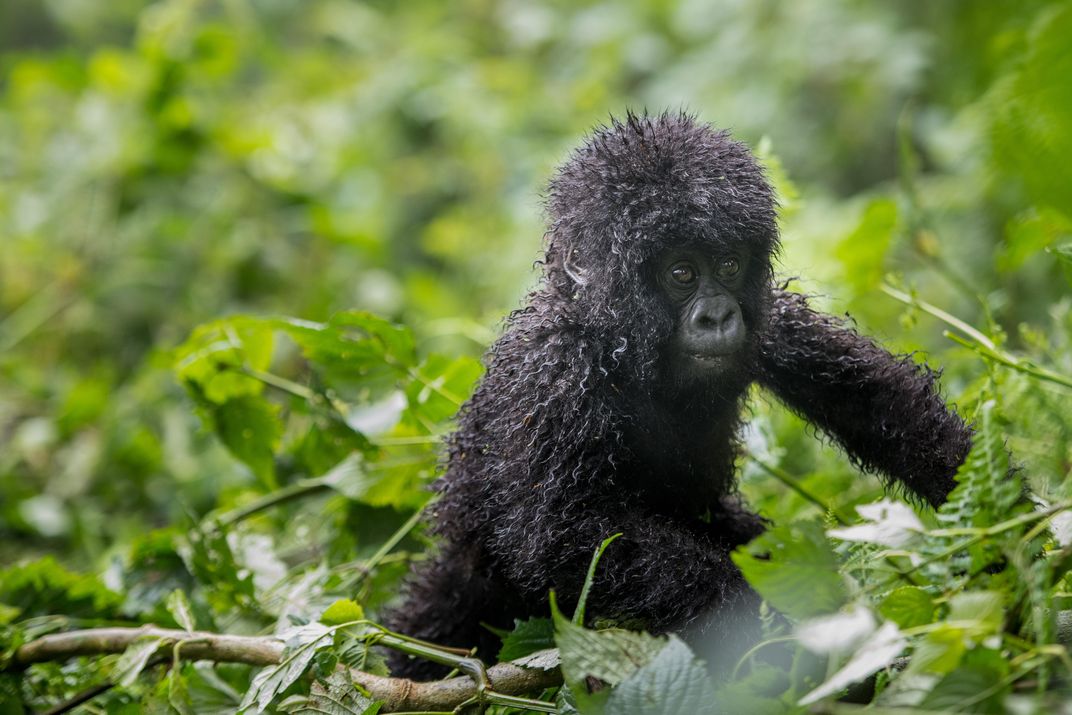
[2,1,1071,712]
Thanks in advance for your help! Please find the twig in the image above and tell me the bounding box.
[745,452,851,525]
[11,626,562,713]
[881,284,1072,390]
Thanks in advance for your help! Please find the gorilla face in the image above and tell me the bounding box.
[653,245,752,388]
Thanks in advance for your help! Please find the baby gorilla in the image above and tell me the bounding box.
[387,113,971,679]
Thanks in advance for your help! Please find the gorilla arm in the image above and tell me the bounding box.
[756,289,972,507]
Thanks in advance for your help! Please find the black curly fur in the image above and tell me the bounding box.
[385,112,972,679]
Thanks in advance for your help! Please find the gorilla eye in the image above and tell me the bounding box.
[716,257,740,279]
[669,263,697,285]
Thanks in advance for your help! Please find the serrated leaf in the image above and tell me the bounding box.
[498,618,556,662]
[798,622,906,705]
[605,636,717,715]
[240,624,333,712]
[732,521,846,619]
[301,670,381,715]
[166,589,196,632]
[274,312,416,401]
[828,499,923,548]
[115,635,165,687]
[879,587,935,629]
[554,615,666,687]
[796,606,877,655]
[513,648,561,671]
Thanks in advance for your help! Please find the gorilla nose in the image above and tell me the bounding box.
[695,300,738,332]
[688,296,744,353]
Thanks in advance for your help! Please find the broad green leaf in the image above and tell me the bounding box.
[498,617,556,662]
[175,318,274,404]
[732,521,846,619]
[919,648,1009,712]
[879,587,935,629]
[274,312,416,400]
[947,591,1004,634]
[211,395,282,484]
[908,625,966,676]
[605,636,717,715]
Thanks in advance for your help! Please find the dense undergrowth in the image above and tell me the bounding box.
[3,1,1072,712]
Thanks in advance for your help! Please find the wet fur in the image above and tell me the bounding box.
[386,113,971,679]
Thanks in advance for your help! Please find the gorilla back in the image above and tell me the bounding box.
[386,113,971,679]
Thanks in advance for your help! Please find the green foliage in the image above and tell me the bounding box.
[732,521,846,619]
[2,0,1072,712]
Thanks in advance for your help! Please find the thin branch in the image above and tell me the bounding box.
[745,452,851,525]
[881,284,1072,390]
[10,626,561,713]
[214,475,334,528]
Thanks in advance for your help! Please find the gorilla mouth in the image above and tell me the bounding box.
[686,351,737,362]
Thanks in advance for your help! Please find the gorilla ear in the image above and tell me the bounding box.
[562,248,591,286]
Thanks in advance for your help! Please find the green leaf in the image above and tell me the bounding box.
[879,587,935,629]
[732,521,846,619]
[919,648,1009,712]
[798,622,906,706]
[947,591,1004,634]
[166,589,196,632]
[211,395,282,485]
[575,533,622,625]
[836,199,897,295]
[498,617,556,662]
[929,399,1025,582]
[909,625,966,676]
[240,623,333,712]
[174,318,274,404]
[989,3,1072,214]
[403,354,482,426]
[554,609,666,687]
[714,664,790,715]
[0,557,122,619]
[320,598,365,626]
[274,312,416,400]
[167,663,196,715]
[115,635,165,687]
[605,636,717,715]
[291,670,381,715]
[181,527,256,612]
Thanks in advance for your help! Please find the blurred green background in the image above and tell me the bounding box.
[1,0,1070,568]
